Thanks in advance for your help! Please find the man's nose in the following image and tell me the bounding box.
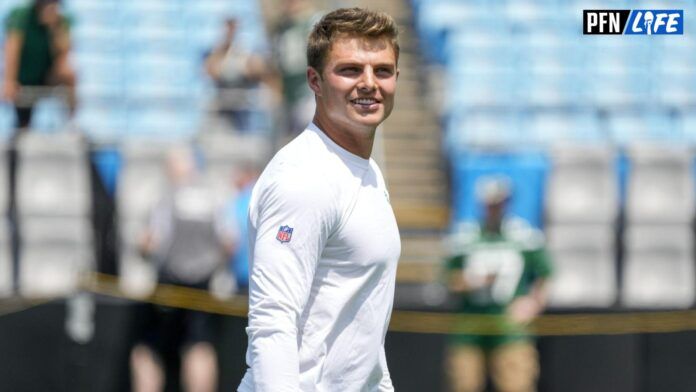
[358,68,377,92]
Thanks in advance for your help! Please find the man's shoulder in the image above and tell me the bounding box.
[255,153,334,207]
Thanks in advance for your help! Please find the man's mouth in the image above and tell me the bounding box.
[350,98,381,110]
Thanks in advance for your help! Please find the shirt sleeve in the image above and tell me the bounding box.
[378,345,394,391]
[5,8,26,33]
[245,173,337,392]
[527,247,553,280]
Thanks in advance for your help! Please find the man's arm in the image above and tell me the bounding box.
[507,279,548,325]
[3,30,22,101]
[246,174,336,391]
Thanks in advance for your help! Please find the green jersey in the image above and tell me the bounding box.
[445,219,553,348]
[5,5,71,86]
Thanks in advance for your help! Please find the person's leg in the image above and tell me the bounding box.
[130,344,165,392]
[489,341,539,392]
[181,341,218,392]
[446,344,486,392]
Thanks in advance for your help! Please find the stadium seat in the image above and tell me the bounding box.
[547,224,617,307]
[20,239,92,298]
[15,133,90,218]
[0,104,16,139]
[450,151,548,228]
[625,144,694,224]
[125,107,200,140]
[198,132,271,200]
[446,111,523,150]
[0,140,7,210]
[117,143,170,221]
[546,144,618,224]
[76,103,129,144]
[525,111,603,144]
[608,112,681,144]
[30,98,70,133]
[622,225,695,308]
[0,219,12,297]
[681,112,696,143]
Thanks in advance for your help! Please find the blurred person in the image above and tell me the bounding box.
[204,18,276,133]
[224,163,261,293]
[271,0,319,135]
[3,0,76,293]
[238,8,401,391]
[3,0,75,131]
[444,177,552,392]
[131,147,237,392]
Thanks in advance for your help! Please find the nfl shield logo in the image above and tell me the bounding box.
[276,225,294,243]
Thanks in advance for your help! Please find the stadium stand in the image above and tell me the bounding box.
[410,0,696,310]
[545,145,619,307]
[15,132,92,297]
[116,143,168,296]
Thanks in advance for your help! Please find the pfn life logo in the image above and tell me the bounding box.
[583,9,684,35]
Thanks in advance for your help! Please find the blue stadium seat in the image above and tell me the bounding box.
[450,150,549,228]
[31,98,69,133]
[446,111,523,151]
[76,104,129,143]
[126,107,200,140]
[0,103,16,140]
[524,111,604,145]
[607,112,680,144]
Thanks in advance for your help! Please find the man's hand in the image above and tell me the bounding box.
[506,295,541,325]
[449,270,495,293]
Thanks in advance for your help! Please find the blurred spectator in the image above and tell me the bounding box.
[224,162,261,292]
[3,0,77,292]
[130,147,237,392]
[204,18,275,133]
[271,0,318,135]
[3,0,75,131]
[443,177,552,392]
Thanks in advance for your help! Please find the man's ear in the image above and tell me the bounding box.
[307,66,322,96]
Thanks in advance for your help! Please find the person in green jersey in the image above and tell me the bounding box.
[444,176,552,392]
[3,0,75,130]
[3,0,75,293]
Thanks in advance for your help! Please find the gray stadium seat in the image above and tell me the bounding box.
[16,132,90,218]
[0,220,12,297]
[14,133,93,297]
[622,225,695,308]
[546,145,618,224]
[117,143,169,221]
[626,144,694,225]
[546,224,617,307]
[198,133,270,199]
[117,144,170,293]
[19,242,92,298]
[19,217,92,298]
[0,140,7,212]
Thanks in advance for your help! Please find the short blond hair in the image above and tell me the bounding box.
[307,7,399,75]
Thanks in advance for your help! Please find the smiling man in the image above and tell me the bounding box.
[237,8,401,392]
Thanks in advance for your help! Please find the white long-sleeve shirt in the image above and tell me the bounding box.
[238,123,401,392]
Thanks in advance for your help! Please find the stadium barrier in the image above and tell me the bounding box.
[2,273,681,336]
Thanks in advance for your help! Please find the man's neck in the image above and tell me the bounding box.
[312,114,376,159]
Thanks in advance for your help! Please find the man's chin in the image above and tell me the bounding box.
[352,113,386,128]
